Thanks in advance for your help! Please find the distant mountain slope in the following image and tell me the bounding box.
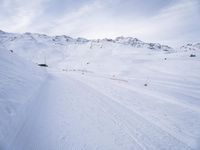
[180,43,200,51]
[0,30,176,74]
[1,30,199,76]
[0,30,174,51]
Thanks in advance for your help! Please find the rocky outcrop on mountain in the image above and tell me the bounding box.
[180,43,200,51]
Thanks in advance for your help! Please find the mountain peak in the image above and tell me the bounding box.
[115,36,142,42]
[0,31,175,52]
[114,36,143,47]
[0,30,6,34]
[180,43,200,51]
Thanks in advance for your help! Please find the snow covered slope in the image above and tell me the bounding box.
[0,30,176,75]
[0,30,200,150]
[0,45,46,149]
[0,31,174,65]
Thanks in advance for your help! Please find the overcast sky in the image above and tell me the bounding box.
[0,0,199,46]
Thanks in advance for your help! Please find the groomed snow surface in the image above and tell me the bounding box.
[0,33,200,150]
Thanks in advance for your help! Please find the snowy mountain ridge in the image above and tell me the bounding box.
[180,43,200,52]
[0,30,174,52]
[1,30,200,53]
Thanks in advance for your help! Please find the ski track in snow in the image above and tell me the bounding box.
[68,72,200,149]
[6,70,199,150]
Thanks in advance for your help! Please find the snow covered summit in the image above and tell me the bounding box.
[0,30,174,51]
[180,43,200,51]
